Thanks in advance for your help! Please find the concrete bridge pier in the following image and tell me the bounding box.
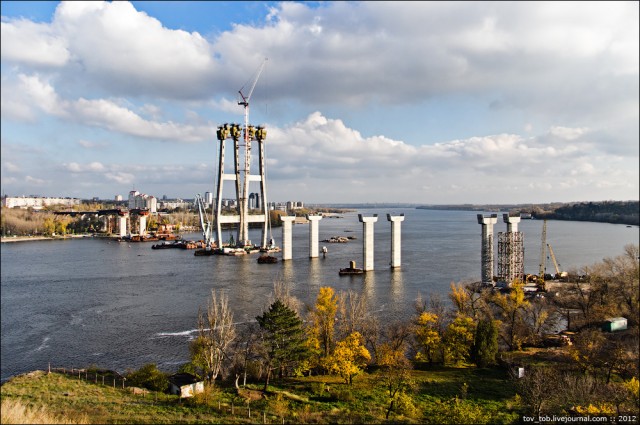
[281,216,296,261]
[503,213,521,232]
[307,215,323,258]
[138,215,147,236]
[358,214,378,271]
[387,213,405,268]
[101,216,109,232]
[477,214,498,286]
[118,214,129,237]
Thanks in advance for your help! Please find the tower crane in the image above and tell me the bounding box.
[233,58,267,247]
[538,219,547,280]
[238,58,268,138]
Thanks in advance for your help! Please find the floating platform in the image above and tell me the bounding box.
[257,254,278,264]
[339,260,364,275]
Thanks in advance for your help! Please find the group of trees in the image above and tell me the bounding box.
[0,206,201,237]
[534,201,639,226]
[0,208,81,236]
[181,245,638,418]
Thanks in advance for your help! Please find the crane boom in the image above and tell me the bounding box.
[195,194,212,247]
[238,58,267,107]
[539,219,547,279]
[547,243,566,278]
[547,243,560,275]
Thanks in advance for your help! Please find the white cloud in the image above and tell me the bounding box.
[3,162,20,172]
[25,175,46,185]
[0,18,70,67]
[0,1,637,203]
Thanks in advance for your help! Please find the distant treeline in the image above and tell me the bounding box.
[533,201,639,226]
[417,201,639,226]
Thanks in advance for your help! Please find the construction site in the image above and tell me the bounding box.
[478,213,568,291]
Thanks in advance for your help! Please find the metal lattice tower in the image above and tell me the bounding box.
[477,214,498,286]
[497,213,524,284]
[497,231,524,284]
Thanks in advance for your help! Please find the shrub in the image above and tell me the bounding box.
[126,363,169,392]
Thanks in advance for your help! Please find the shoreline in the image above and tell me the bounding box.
[0,234,93,243]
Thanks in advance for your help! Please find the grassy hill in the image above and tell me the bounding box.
[1,365,521,424]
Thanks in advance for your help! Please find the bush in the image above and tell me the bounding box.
[126,363,169,392]
[331,388,355,402]
[309,382,326,396]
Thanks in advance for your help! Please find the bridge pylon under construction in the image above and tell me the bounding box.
[213,123,269,249]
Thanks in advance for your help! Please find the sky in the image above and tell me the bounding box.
[1,1,638,204]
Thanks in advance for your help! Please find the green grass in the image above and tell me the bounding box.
[1,367,522,424]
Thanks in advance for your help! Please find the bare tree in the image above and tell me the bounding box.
[513,366,559,417]
[336,289,369,340]
[267,278,301,315]
[192,289,236,383]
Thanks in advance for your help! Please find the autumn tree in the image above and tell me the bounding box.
[308,286,338,370]
[414,312,442,364]
[443,315,476,365]
[378,344,415,419]
[191,289,236,383]
[327,331,371,385]
[449,281,489,319]
[523,298,559,346]
[489,281,529,351]
[256,300,309,390]
[413,293,448,362]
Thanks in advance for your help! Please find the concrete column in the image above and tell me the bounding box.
[281,216,296,261]
[477,214,498,286]
[138,215,147,236]
[503,213,521,233]
[387,213,405,268]
[101,216,109,232]
[307,215,323,258]
[358,214,378,271]
[118,215,128,237]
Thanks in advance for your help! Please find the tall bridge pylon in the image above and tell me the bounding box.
[214,123,269,248]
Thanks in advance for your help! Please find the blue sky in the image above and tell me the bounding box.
[1,1,638,204]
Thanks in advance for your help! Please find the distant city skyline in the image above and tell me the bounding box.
[1,1,638,204]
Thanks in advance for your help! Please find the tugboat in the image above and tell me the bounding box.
[339,260,364,275]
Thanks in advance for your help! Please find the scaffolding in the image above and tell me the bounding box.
[478,214,498,286]
[497,231,524,284]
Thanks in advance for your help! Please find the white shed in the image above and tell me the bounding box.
[168,373,204,398]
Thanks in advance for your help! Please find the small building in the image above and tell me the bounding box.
[168,373,204,398]
[602,317,627,332]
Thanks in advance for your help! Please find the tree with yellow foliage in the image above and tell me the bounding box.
[327,331,371,385]
[489,281,529,351]
[378,343,415,419]
[308,286,338,371]
[443,315,476,365]
[414,311,442,364]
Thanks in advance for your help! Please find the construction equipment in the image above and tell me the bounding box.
[195,194,213,249]
[538,219,547,280]
[238,58,267,112]
[547,243,568,279]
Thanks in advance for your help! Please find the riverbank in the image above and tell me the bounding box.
[0,234,93,243]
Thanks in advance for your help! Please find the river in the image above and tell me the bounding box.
[1,208,637,381]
